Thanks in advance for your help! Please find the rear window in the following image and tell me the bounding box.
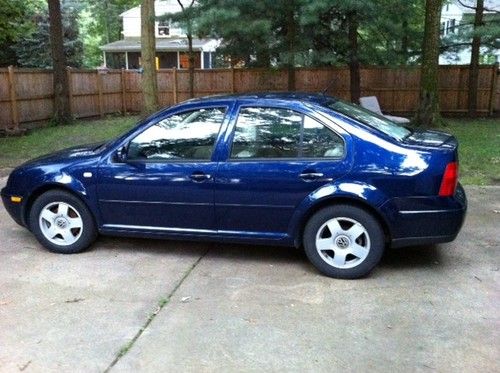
[323,99,411,141]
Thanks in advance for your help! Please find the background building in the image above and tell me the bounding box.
[100,0,219,69]
[439,0,499,64]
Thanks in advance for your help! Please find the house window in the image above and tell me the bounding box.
[158,20,170,36]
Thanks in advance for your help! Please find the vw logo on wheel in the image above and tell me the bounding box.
[335,235,350,249]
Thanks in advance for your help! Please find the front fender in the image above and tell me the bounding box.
[287,180,391,243]
[20,163,99,226]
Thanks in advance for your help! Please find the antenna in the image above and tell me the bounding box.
[322,78,336,95]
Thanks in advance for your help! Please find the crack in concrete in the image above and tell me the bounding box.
[103,247,210,372]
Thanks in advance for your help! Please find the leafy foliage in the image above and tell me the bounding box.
[191,0,426,67]
[79,0,141,68]
[15,1,84,68]
[441,11,500,63]
[0,0,44,67]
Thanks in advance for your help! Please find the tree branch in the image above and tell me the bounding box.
[456,0,500,14]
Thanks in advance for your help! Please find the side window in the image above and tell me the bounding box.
[301,116,344,158]
[231,107,302,158]
[230,107,344,159]
[127,107,226,161]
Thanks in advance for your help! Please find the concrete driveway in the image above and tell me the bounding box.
[0,177,498,372]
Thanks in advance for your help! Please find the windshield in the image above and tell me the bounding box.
[323,99,411,141]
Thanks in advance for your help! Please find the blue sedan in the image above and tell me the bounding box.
[1,93,466,279]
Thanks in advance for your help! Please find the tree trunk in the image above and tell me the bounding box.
[401,19,409,62]
[48,0,71,125]
[187,30,194,98]
[141,0,158,115]
[468,0,484,117]
[347,11,360,103]
[286,4,296,91]
[414,0,443,127]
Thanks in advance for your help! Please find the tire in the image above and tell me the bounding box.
[303,204,385,279]
[29,190,98,254]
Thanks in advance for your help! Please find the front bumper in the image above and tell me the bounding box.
[381,183,467,248]
[1,187,25,227]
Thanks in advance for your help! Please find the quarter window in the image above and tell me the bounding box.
[127,107,226,161]
[231,107,344,159]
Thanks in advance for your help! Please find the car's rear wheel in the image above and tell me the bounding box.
[29,190,97,254]
[303,204,385,279]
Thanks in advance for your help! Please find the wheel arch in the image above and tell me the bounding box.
[22,184,93,227]
[293,196,392,248]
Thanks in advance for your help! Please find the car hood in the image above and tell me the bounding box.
[19,142,105,168]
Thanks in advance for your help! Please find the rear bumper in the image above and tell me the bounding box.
[382,183,467,248]
[1,187,25,227]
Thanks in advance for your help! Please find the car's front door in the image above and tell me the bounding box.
[215,104,351,237]
[97,106,229,231]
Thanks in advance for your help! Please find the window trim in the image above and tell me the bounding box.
[124,106,229,164]
[227,104,346,162]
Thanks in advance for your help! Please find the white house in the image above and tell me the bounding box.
[100,0,219,69]
[439,0,499,64]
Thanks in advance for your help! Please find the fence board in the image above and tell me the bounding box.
[0,65,498,129]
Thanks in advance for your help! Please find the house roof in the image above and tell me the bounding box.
[100,38,215,52]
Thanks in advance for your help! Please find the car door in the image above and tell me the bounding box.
[97,105,229,231]
[214,103,351,236]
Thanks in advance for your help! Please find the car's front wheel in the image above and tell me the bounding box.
[29,190,97,254]
[303,204,385,279]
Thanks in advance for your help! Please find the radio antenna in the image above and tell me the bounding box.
[322,78,336,95]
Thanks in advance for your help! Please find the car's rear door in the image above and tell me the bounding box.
[97,104,231,231]
[214,102,352,238]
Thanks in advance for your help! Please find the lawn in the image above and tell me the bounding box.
[0,116,138,169]
[444,118,499,185]
[0,115,498,185]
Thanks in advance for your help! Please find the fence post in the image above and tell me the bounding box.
[121,68,127,114]
[66,67,73,118]
[231,67,235,93]
[172,67,178,104]
[488,63,498,116]
[7,66,19,129]
[97,69,104,117]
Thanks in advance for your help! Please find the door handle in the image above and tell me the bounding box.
[299,172,324,180]
[190,172,211,182]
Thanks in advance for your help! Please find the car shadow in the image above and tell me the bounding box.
[95,236,442,274]
[379,245,443,270]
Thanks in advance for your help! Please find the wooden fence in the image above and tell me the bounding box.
[0,65,498,130]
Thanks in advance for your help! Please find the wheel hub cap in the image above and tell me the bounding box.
[55,217,69,229]
[315,217,371,269]
[335,235,351,249]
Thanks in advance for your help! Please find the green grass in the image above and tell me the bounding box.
[0,115,498,185]
[442,118,500,185]
[0,115,138,168]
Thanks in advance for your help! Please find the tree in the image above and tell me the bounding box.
[16,1,83,68]
[440,1,499,116]
[468,0,484,117]
[48,0,71,124]
[141,0,158,114]
[347,9,360,102]
[194,0,275,67]
[176,0,196,98]
[414,0,443,127]
[0,0,46,67]
[79,0,141,68]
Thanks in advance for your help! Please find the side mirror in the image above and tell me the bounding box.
[115,146,128,163]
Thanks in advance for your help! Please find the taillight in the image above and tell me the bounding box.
[439,162,458,197]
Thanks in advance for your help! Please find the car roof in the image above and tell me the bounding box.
[183,92,335,106]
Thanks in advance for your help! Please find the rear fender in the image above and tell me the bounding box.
[288,181,391,245]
